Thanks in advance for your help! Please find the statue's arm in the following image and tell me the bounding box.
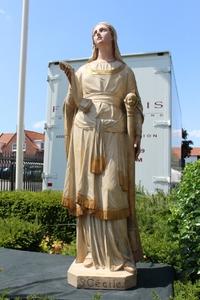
[60,63,84,157]
[125,68,144,159]
[63,86,77,158]
[126,68,144,133]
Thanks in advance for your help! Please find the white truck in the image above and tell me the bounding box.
[43,51,182,194]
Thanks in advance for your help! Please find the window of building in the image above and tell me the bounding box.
[34,140,44,151]
[12,143,26,152]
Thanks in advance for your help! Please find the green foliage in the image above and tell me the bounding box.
[0,217,42,250]
[152,291,162,300]
[136,192,181,268]
[151,280,200,300]
[0,293,53,300]
[92,293,102,300]
[172,280,200,300]
[169,160,200,280]
[0,191,76,243]
[61,239,76,256]
[181,128,193,168]
[0,290,9,300]
[39,236,76,256]
[137,192,170,233]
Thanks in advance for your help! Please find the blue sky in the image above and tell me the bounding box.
[0,0,200,146]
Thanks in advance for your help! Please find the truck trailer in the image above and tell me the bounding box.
[43,51,182,194]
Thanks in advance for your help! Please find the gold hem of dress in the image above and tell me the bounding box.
[62,196,130,220]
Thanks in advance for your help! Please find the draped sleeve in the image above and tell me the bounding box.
[63,67,83,157]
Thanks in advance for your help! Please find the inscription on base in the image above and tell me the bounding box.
[78,277,125,289]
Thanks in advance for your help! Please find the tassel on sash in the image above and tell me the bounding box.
[90,119,106,174]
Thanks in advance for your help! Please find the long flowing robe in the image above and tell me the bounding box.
[62,60,143,271]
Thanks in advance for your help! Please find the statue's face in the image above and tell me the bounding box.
[93,24,113,49]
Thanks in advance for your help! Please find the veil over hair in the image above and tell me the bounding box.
[88,22,125,64]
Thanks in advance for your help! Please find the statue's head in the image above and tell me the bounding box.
[88,22,124,63]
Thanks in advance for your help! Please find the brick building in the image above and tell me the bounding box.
[0,130,44,160]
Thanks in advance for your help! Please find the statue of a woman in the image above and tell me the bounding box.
[60,22,144,275]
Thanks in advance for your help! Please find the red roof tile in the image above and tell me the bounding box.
[190,147,200,156]
[172,147,200,157]
[0,133,15,145]
[25,130,44,141]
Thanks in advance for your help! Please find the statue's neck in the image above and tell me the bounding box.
[97,46,114,62]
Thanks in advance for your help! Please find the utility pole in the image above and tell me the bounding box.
[15,0,29,190]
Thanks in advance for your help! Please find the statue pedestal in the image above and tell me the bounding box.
[68,260,137,290]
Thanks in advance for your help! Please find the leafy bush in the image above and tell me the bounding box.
[0,191,76,243]
[172,280,200,300]
[0,217,43,250]
[169,160,200,280]
[136,192,181,268]
[136,192,170,233]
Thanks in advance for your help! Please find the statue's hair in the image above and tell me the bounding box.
[88,22,124,63]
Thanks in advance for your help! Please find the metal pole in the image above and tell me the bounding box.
[15,0,29,190]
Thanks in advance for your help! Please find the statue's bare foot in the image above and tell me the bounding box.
[123,263,137,274]
[83,254,93,268]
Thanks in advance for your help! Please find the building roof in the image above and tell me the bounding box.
[0,131,44,153]
[172,146,200,158]
[0,133,15,145]
[190,147,200,156]
[0,131,44,145]
[25,130,44,141]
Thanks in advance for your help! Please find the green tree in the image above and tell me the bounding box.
[181,128,193,168]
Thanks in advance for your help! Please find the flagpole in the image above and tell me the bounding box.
[15,0,29,190]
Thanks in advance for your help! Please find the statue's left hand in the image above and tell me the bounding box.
[59,62,73,84]
[134,136,141,160]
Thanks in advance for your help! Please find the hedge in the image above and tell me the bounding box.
[0,191,75,243]
[0,217,42,250]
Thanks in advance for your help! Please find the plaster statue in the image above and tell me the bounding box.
[60,22,144,277]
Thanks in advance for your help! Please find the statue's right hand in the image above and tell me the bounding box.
[59,62,73,84]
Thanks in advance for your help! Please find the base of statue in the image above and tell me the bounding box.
[67,260,137,290]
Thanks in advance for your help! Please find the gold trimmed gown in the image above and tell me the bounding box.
[62,60,143,270]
